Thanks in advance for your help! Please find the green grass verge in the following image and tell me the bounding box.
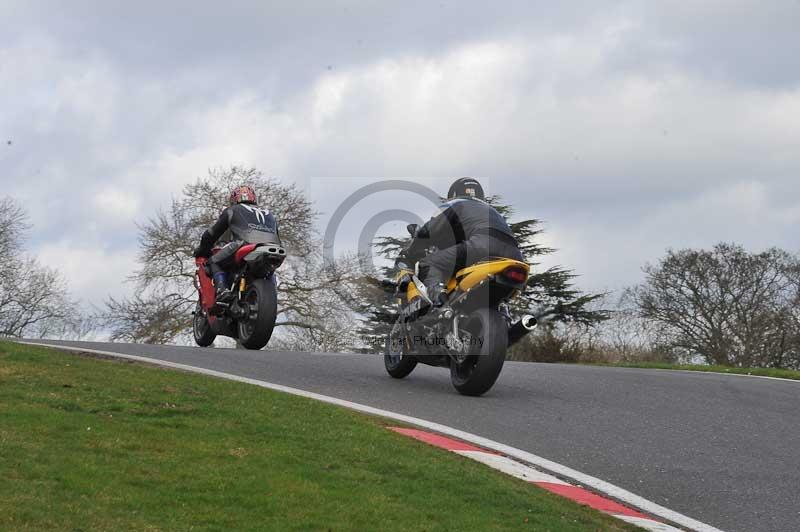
[0,341,640,531]
[591,361,800,380]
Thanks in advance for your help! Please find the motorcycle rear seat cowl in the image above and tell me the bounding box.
[235,243,287,264]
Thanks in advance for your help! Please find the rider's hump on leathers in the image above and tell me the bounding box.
[411,196,516,249]
[212,203,281,246]
[401,178,523,305]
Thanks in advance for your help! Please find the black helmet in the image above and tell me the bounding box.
[447,177,485,200]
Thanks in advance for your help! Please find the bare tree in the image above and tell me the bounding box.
[102,294,191,344]
[0,197,79,338]
[598,306,675,363]
[0,197,27,263]
[628,243,800,369]
[100,167,357,347]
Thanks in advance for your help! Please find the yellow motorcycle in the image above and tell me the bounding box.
[383,230,541,396]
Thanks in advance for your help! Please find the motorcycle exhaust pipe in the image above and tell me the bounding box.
[508,314,538,347]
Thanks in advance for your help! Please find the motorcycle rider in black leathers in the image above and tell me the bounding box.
[193,185,281,301]
[399,177,523,306]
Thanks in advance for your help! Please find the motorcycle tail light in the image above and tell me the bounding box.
[503,267,528,283]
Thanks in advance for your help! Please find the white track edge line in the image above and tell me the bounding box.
[616,515,685,532]
[453,452,681,532]
[18,341,725,532]
[581,364,799,384]
[454,450,569,485]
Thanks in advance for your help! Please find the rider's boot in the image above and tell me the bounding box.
[213,272,233,303]
[425,281,448,308]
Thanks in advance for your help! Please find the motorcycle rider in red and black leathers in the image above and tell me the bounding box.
[193,186,281,301]
[398,177,523,307]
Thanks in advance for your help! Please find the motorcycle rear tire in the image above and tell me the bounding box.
[237,278,277,350]
[450,307,508,396]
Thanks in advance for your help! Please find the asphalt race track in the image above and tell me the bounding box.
[20,340,800,532]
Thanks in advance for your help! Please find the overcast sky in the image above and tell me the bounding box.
[2,1,798,309]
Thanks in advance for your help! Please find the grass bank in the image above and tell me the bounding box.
[0,341,639,531]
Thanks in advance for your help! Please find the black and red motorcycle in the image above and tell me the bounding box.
[193,243,286,349]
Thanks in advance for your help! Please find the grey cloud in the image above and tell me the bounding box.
[630,2,800,88]
[4,1,797,92]
[1,0,798,306]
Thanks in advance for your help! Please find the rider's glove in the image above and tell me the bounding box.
[193,246,209,258]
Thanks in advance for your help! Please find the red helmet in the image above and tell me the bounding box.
[230,185,257,205]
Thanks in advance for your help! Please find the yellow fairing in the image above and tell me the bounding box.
[407,282,422,301]
[448,258,529,292]
[394,269,420,302]
[403,259,529,302]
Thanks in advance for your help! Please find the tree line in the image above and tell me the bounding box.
[512,244,800,370]
[2,167,798,370]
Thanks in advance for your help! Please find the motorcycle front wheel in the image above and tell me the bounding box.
[193,300,217,347]
[449,307,508,396]
[237,277,277,350]
[384,321,417,378]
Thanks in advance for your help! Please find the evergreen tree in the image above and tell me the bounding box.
[352,195,607,353]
